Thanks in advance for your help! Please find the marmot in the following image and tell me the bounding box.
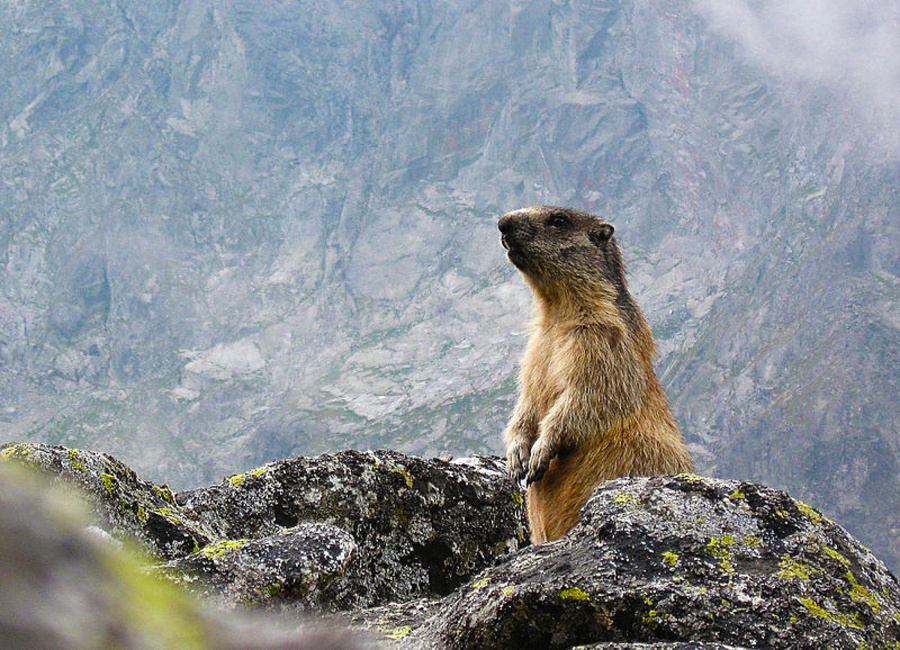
[498,205,694,543]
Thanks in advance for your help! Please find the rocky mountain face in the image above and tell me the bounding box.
[0,1,897,570]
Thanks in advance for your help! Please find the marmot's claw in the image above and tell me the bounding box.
[507,463,526,482]
[525,459,548,485]
[525,443,552,485]
[506,441,530,481]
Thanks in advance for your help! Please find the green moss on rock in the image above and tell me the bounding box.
[799,596,864,630]
[199,539,248,559]
[778,556,817,580]
[559,587,590,601]
[101,472,117,495]
[227,466,268,488]
[389,466,414,488]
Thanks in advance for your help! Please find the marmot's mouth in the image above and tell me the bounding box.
[501,234,528,269]
[506,248,527,269]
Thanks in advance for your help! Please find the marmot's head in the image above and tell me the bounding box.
[498,206,627,301]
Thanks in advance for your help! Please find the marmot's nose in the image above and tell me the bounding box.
[498,215,514,234]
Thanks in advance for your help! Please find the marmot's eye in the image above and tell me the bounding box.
[547,215,570,228]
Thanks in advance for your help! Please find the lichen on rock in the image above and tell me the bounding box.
[0,462,368,648]
[158,524,358,610]
[173,449,529,609]
[3,442,898,649]
[408,475,900,649]
[0,442,209,559]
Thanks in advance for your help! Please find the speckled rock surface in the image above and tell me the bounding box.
[4,442,898,649]
[1,443,529,612]
[158,523,358,609]
[573,641,745,650]
[0,442,208,559]
[174,450,529,608]
[407,475,900,649]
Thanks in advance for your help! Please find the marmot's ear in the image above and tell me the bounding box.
[589,224,615,246]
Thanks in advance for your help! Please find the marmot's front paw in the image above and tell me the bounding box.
[525,437,555,485]
[506,439,531,481]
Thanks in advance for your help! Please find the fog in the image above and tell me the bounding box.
[695,0,900,154]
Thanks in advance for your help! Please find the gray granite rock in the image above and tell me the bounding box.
[407,475,900,649]
[0,462,369,648]
[158,523,358,609]
[174,449,529,609]
[4,443,898,649]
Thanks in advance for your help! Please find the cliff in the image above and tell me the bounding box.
[2,442,898,649]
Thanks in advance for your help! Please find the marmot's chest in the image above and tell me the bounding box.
[525,327,595,415]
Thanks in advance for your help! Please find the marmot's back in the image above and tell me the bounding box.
[499,206,694,543]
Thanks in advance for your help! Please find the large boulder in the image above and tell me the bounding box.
[1,443,529,612]
[172,450,529,609]
[156,524,359,610]
[407,475,900,649]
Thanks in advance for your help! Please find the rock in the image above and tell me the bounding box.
[1,443,529,612]
[157,524,358,610]
[408,475,900,649]
[174,450,529,609]
[4,442,898,649]
[0,442,209,559]
[576,641,745,650]
[0,462,370,648]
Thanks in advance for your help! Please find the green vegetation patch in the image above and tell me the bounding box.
[798,597,863,630]
[199,539,249,559]
[0,444,33,462]
[662,551,679,566]
[795,501,832,525]
[706,535,738,574]
[101,473,117,495]
[845,571,880,613]
[778,556,817,580]
[384,625,412,640]
[389,466,414,488]
[227,466,268,488]
[822,546,851,566]
[559,587,590,601]
[706,535,737,558]
[152,485,176,504]
[68,449,88,472]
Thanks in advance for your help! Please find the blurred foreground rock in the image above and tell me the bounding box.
[2,442,898,649]
[0,461,368,648]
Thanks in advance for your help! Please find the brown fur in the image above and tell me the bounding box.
[498,206,694,543]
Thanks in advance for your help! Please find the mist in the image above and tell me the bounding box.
[695,0,900,154]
